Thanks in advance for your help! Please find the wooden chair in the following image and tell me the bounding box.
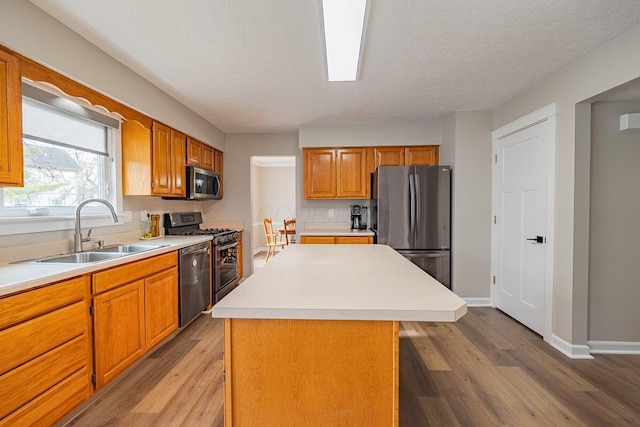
[262,218,286,263]
[283,218,296,245]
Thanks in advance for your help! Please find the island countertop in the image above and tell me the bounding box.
[212,244,467,322]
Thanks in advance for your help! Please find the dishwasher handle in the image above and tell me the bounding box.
[180,242,210,256]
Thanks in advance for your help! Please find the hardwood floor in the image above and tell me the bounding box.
[62,308,640,426]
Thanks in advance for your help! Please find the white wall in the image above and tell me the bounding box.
[253,164,296,250]
[588,101,640,342]
[299,120,442,148]
[493,22,640,346]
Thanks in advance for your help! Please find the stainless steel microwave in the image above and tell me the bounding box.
[187,165,221,200]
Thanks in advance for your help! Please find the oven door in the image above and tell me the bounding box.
[214,240,239,296]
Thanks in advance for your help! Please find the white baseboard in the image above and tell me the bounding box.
[587,340,640,355]
[462,297,492,307]
[549,334,594,359]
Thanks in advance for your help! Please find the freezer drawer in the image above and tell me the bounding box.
[398,250,450,289]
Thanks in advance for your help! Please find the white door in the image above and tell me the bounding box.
[493,120,549,335]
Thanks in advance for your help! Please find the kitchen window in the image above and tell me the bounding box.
[0,82,124,234]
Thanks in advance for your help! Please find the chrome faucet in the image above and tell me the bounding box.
[74,198,118,252]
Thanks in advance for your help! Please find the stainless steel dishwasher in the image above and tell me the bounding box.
[178,241,211,327]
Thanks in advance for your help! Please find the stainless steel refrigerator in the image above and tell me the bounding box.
[371,165,451,288]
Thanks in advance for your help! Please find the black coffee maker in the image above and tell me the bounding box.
[350,204,367,230]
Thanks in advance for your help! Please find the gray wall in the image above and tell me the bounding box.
[588,101,640,342]
[205,133,300,275]
[493,22,640,346]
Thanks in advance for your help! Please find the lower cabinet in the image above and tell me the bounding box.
[92,252,178,389]
[300,235,373,244]
[0,276,92,426]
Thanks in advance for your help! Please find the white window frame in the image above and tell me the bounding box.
[0,81,130,236]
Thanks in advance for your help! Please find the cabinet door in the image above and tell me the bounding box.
[300,236,336,244]
[93,281,145,389]
[145,268,178,350]
[151,121,172,195]
[202,144,214,170]
[336,147,368,198]
[405,146,439,166]
[186,137,202,167]
[237,232,243,279]
[170,129,186,197]
[214,150,224,199]
[0,50,23,187]
[121,120,152,195]
[374,146,404,167]
[304,148,336,199]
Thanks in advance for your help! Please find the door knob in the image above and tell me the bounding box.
[526,236,544,244]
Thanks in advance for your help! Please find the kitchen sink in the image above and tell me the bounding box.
[94,244,167,254]
[15,244,168,264]
[33,252,128,263]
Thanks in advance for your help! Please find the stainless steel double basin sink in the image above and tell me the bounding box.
[19,244,167,264]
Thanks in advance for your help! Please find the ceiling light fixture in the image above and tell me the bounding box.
[321,0,368,82]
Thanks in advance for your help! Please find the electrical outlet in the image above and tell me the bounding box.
[140,210,149,222]
[328,209,335,218]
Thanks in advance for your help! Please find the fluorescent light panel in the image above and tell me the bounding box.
[322,0,367,82]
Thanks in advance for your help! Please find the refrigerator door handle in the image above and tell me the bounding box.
[414,172,420,242]
[409,173,416,241]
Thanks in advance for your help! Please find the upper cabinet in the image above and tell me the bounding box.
[304,145,440,200]
[187,137,215,171]
[151,121,185,197]
[0,50,23,187]
[122,120,186,197]
[304,147,368,199]
[405,145,439,166]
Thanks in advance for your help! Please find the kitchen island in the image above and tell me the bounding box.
[211,244,466,427]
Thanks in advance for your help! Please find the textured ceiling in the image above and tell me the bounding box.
[30,0,640,133]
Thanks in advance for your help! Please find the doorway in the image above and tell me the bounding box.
[250,156,296,273]
[491,104,556,340]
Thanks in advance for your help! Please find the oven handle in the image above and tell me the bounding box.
[215,240,238,252]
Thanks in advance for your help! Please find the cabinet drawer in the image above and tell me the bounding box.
[0,302,86,375]
[300,236,336,244]
[92,251,177,294]
[0,335,87,419]
[336,236,373,244]
[0,276,87,330]
[0,367,90,427]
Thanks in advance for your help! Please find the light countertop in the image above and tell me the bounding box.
[298,229,375,237]
[211,244,466,322]
[0,236,211,297]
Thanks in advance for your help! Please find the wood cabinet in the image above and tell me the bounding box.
[187,137,215,172]
[0,49,23,187]
[202,144,215,171]
[304,148,336,198]
[0,276,92,426]
[186,137,202,168]
[238,232,243,279]
[92,252,178,389]
[214,149,224,199]
[300,235,373,244]
[405,145,439,165]
[374,146,405,167]
[303,148,368,199]
[122,120,186,197]
[224,318,398,426]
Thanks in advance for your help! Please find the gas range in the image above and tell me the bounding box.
[164,212,238,245]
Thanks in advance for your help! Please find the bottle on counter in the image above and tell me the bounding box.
[142,214,152,238]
